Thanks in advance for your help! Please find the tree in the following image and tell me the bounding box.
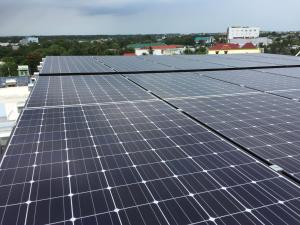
[26,51,42,74]
[0,61,18,77]
[45,44,66,56]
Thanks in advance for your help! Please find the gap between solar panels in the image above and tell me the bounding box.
[122,74,300,187]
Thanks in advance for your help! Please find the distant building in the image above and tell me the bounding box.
[135,45,186,56]
[194,37,214,45]
[17,65,29,76]
[20,37,39,45]
[11,45,20,51]
[208,42,261,55]
[229,37,272,46]
[0,43,10,47]
[227,26,260,39]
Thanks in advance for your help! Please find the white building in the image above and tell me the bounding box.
[227,26,260,40]
[18,65,30,76]
[135,45,186,56]
[20,37,39,45]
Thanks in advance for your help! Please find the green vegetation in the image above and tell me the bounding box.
[263,33,300,55]
[0,35,162,76]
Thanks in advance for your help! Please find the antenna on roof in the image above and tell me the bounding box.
[296,50,300,57]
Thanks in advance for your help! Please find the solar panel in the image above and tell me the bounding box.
[127,72,256,99]
[41,56,115,74]
[225,54,300,66]
[203,70,300,99]
[2,99,300,225]
[40,54,300,76]
[169,93,300,180]
[27,75,155,108]
[96,56,172,72]
[176,55,278,68]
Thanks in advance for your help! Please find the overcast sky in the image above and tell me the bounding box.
[0,0,299,36]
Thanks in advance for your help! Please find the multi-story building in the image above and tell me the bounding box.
[227,26,260,39]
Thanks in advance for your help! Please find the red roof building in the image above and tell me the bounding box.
[209,43,240,51]
[208,42,261,55]
[241,42,257,49]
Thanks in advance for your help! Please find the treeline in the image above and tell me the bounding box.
[0,36,158,76]
[0,34,209,76]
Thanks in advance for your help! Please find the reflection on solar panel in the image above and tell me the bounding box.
[2,54,300,225]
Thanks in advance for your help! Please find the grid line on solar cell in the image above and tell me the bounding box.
[2,100,300,224]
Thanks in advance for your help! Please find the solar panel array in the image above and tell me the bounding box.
[40,54,300,75]
[2,54,300,225]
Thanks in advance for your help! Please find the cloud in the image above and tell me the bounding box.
[0,0,299,36]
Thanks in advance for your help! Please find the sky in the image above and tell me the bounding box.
[0,0,299,36]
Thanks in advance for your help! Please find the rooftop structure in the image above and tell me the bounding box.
[2,54,300,224]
